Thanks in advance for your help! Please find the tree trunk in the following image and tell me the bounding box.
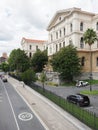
[89,45,92,91]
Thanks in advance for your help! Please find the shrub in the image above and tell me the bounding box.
[21,69,36,84]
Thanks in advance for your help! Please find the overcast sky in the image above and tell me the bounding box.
[0,0,98,56]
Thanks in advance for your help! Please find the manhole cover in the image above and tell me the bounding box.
[18,112,33,121]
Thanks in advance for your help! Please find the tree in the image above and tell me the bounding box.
[83,28,98,91]
[8,49,30,72]
[21,68,36,84]
[51,45,81,82]
[1,62,9,72]
[31,50,48,72]
[40,71,47,92]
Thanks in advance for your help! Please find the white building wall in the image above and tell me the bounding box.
[47,8,98,57]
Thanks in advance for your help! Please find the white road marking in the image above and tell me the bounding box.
[18,112,33,121]
[1,82,20,130]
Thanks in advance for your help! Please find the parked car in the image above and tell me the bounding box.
[76,80,89,87]
[66,94,90,107]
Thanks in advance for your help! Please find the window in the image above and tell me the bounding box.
[56,32,58,39]
[80,22,83,31]
[51,34,53,41]
[59,43,61,50]
[97,40,98,48]
[29,45,32,50]
[81,57,85,66]
[70,23,73,32]
[50,46,52,53]
[69,38,73,45]
[56,44,58,52]
[80,37,84,48]
[59,17,61,21]
[63,42,65,47]
[96,57,98,66]
[36,45,38,50]
[60,30,62,37]
[96,22,98,31]
[29,52,32,58]
[64,28,65,35]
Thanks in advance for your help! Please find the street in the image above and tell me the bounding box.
[0,78,45,130]
[40,83,98,116]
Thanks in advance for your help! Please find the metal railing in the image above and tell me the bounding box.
[31,83,98,130]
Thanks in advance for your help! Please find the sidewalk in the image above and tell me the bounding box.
[8,76,92,130]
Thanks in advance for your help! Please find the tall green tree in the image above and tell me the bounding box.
[51,45,81,82]
[83,28,98,91]
[1,62,9,72]
[21,68,36,84]
[8,49,30,72]
[31,50,48,72]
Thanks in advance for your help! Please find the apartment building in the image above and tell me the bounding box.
[21,37,47,58]
[47,7,98,79]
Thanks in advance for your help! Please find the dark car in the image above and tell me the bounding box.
[66,94,90,107]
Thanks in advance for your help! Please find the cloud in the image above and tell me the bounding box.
[0,0,98,56]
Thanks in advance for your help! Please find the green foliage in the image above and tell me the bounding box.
[40,71,47,83]
[8,48,30,72]
[80,90,98,95]
[31,50,48,72]
[21,69,36,84]
[1,62,9,72]
[83,28,98,46]
[51,45,81,81]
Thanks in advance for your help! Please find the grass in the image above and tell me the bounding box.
[80,90,98,95]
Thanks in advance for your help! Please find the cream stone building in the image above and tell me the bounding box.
[47,7,98,79]
[21,37,47,58]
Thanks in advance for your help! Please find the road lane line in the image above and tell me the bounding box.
[1,82,20,130]
[14,86,49,130]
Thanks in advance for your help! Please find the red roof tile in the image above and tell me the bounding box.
[22,37,47,43]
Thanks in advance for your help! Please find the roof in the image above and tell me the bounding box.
[47,7,96,31]
[22,37,47,43]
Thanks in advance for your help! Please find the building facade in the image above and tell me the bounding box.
[21,37,47,58]
[0,53,8,64]
[47,7,98,79]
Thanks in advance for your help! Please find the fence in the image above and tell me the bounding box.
[31,83,98,130]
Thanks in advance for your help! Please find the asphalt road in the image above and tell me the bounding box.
[35,82,98,116]
[0,79,45,130]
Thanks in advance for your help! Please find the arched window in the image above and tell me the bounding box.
[96,57,98,66]
[64,28,65,35]
[60,30,62,37]
[51,34,53,41]
[56,32,58,39]
[80,37,84,48]
[81,57,85,66]
[29,52,32,58]
[70,23,73,32]
[29,45,32,50]
[63,42,65,47]
[96,22,98,31]
[50,46,52,53]
[80,22,83,31]
[69,38,73,45]
[56,44,58,52]
[59,43,61,50]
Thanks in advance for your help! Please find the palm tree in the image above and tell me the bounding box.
[83,28,98,91]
